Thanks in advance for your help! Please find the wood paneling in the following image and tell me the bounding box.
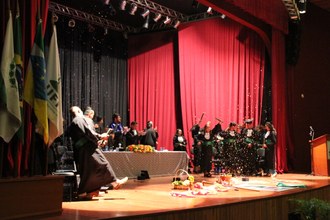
[0,176,64,219]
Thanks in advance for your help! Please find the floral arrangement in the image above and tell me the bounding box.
[126,144,155,153]
[172,169,195,190]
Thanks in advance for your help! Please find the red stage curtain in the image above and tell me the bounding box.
[271,28,290,173]
[128,40,177,150]
[178,18,265,155]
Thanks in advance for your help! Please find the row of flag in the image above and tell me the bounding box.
[0,9,63,147]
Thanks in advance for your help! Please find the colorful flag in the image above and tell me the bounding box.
[0,11,22,143]
[23,19,49,144]
[47,25,63,146]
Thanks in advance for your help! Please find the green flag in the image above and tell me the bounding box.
[47,25,63,146]
[0,11,22,143]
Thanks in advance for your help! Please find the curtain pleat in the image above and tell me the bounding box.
[178,18,265,156]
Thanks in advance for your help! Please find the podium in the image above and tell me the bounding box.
[311,134,330,176]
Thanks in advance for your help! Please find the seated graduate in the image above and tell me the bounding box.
[173,129,187,151]
[68,106,127,199]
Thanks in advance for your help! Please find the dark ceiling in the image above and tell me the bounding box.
[310,0,330,12]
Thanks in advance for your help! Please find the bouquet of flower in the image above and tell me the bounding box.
[126,144,155,153]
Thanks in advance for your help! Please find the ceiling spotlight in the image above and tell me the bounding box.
[192,0,199,8]
[104,28,108,35]
[298,0,306,14]
[103,0,110,5]
[68,19,75,28]
[164,16,171,24]
[143,15,149,29]
[173,20,180,29]
[119,0,127,11]
[88,24,95,32]
[52,14,58,23]
[153,13,162,22]
[221,14,226,19]
[207,7,213,14]
[141,9,150,18]
[129,3,138,15]
[123,32,128,39]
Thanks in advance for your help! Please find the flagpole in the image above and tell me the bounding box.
[29,0,41,177]
[13,0,22,178]
[0,142,3,177]
[38,1,48,177]
[0,0,6,174]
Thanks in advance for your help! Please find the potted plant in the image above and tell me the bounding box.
[289,198,330,220]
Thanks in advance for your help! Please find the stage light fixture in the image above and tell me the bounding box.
[103,0,110,5]
[221,14,226,19]
[207,7,212,14]
[143,15,149,29]
[52,14,58,23]
[68,19,75,27]
[153,13,162,22]
[88,24,95,32]
[141,9,150,18]
[104,28,108,35]
[192,0,199,8]
[173,20,180,29]
[119,0,127,11]
[298,0,306,14]
[164,16,171,24]
[129,3,138,15]
[123,32,128,39]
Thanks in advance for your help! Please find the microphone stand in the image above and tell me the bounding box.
[309,127,315,176]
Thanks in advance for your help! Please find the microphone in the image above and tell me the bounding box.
[309,126,314,132]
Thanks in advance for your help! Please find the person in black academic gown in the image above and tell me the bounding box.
[125,121,141,146]
[173,129,187,151]
[197,121,222,177]
[68,106,127,199]
[140,121,158,149]
[262,122,277,176]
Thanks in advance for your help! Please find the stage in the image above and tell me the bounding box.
[43,173,330,220]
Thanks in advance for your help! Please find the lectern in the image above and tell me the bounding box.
[311,134,330,176]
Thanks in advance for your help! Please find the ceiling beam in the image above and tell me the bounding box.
[49,2,137,33]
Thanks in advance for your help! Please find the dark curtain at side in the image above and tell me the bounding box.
[55,18,128,130]
[178,18,266,156]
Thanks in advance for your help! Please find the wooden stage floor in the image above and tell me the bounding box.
[45,173,330,220]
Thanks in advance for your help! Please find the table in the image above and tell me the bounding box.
[103,151,189,178]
